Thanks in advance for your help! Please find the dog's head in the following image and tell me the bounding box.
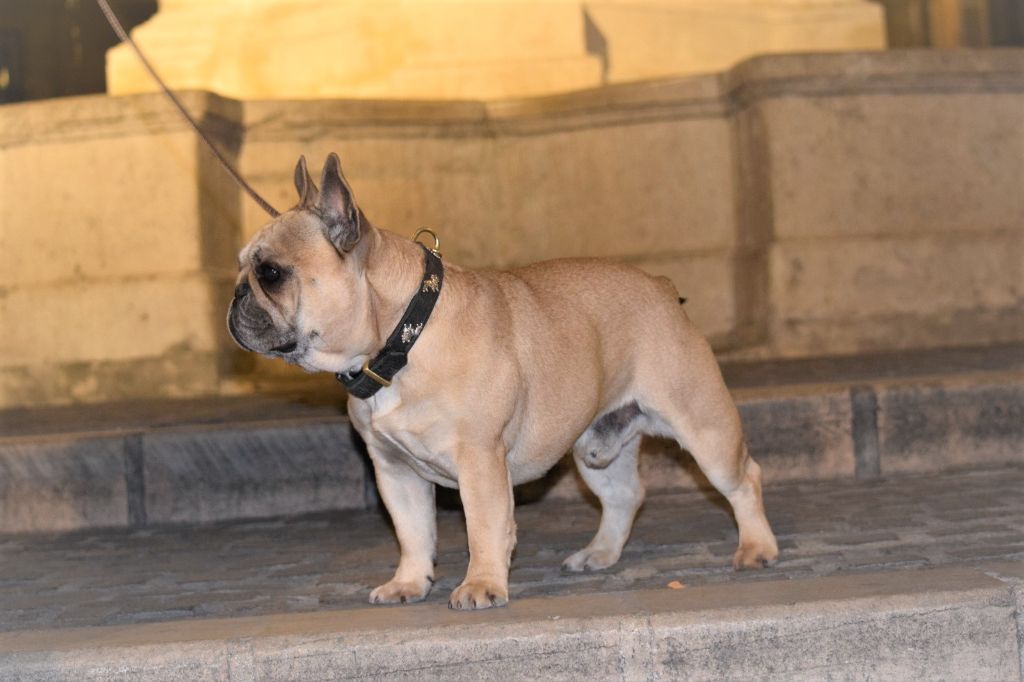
[227,153,377,373]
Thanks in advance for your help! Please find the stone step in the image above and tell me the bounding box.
[2,565,1021,681]
[1,464,1022,678]
[1,343,1022,534]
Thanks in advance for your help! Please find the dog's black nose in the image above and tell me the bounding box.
[234,282,250,300]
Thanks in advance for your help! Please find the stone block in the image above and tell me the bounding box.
[0,275,222,368]
[590,0,884,83]
[761,91,1024,240]
[877,376,1024,475]
[0,351,221,411]
[241,110,736,264]
[110,2,603,99]
[487,117,737,262]
[738,387,856,482]
[384,56,602,101]
[1,133,203,287]
[0,90,243,289]
[0,435,127,533]
[107,0,883,100]
[768,231,1024,356]
[143,422,366,525]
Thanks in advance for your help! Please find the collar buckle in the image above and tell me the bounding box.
[360,359,392,388]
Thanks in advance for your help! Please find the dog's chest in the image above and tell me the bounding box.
[351,391,460,485]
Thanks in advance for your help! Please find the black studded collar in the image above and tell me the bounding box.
[336,245,443,399]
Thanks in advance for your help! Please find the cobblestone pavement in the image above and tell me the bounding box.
[2,464,1022,632]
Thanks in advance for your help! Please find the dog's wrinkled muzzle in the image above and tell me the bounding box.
[227,290,300,359]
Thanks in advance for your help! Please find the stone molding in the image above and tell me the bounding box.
[8,50,1024,148]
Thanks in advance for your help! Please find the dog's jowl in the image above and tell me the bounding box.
[228,153,779,610]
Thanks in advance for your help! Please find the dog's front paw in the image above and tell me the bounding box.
[448,579,508,610]
[561,547,620,572]
[369,576,434,605]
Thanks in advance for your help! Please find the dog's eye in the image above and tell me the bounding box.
[257,263,281,284]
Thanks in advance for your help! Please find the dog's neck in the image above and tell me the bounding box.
[364,228,436,355]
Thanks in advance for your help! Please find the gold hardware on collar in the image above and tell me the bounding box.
[421,274,440,293]
[413,228,442,258]
[361,360,392,387]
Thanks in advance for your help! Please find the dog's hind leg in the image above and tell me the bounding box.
[645,371,779,570]
[563,433,644,572]
[688,427,778,569]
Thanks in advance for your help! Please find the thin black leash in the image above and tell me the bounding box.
[95,0,281,219]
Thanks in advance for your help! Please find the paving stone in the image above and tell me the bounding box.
[0,463,1021,635]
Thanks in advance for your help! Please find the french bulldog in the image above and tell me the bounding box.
[228,153,779,610]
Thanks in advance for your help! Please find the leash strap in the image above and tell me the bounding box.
[337,246,444,399]
[95,0,281,218]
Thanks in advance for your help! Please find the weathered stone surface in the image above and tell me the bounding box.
[107,0,883,100]
[1,348,1020,532]
[0,567,1016,680]
[2,463,1023,636]
[740,387,856,482]
[761,91,1024,241]
[0,275,221,368]
[878,375,1024,475]
[0,435,127,533]
[767,232,1024,357]
[983,561,1024,678]
[0,91,241,409]
[6,52,1024,407]
[0,351,222,413]
[143,422,366,524]
[645,572,1017,681]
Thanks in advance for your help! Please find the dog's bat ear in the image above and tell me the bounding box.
[293,155,319,208]
[318,152,362,253]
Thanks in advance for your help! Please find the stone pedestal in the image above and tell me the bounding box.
[107,0,885,100]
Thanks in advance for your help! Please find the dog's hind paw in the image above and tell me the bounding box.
[731,541,779,571]
[561,547,620,572]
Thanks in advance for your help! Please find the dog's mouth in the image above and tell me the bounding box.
[228,306,300,358]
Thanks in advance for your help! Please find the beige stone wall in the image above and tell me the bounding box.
[2,50,1022,407]
[107,0,884,101]
[0,92,243,406]
[728,51,1024,356]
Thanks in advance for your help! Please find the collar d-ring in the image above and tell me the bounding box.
[413,228,442,259]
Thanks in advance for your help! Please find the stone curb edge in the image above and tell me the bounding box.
[1,565,1021,680]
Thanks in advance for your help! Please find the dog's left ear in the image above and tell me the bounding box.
[293,155,320,209]
[318,153,362,253]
